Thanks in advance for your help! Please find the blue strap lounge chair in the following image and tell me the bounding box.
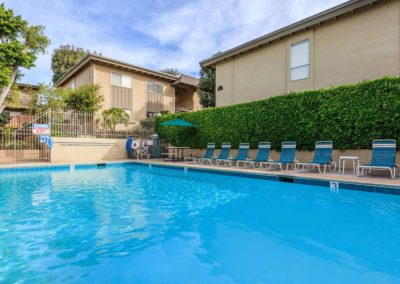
[297,141,336,173]
[185,143,215,164]
[217,143,250,166]
[260,141,297,171]
[203,142,231,165]
[241,142,271,168]
[356,139,397,179]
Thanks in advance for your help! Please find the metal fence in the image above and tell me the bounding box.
[0,110,154,164]
[0,112,51,164]
[49,110,153,139]
[7,114,35,128]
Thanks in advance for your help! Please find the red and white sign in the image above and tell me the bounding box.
[32,124,50,135]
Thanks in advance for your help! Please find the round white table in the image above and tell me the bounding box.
[338,156,359,174]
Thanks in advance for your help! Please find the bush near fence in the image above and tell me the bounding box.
[155,77,400,150]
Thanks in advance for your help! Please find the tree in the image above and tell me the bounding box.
[101,107,130,130]
[198,66,215,107]
[31,84,69,113]
[65,84,103,112]
[51,45,101,84]
[31,84,103,113]
[0,3,50,113]
[160,68,180,76]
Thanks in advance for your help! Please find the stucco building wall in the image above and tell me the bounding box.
[215,0,400,106]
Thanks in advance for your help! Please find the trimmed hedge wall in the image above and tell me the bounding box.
[155,77,400,150]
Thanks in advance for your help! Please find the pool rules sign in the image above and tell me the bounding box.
[32,124,50,135]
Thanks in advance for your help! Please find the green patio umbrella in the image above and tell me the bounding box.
[160,119,196,127]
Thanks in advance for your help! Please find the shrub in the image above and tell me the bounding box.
[101,107,130,130]
[65,84,103,112]
[155,77,400,150]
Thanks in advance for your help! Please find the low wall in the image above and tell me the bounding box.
[51,137,127,163]
[183,149,400,170]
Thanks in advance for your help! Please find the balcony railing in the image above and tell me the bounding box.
[175,106,193,113]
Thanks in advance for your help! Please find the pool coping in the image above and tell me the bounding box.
[0,160,399,195]
[129,160,400,195]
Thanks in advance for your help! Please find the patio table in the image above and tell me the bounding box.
[338,156,360,174]
[164,146,190,162]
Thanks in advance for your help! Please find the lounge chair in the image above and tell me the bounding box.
[356,139,397,179]
[260,141,297,171]
[216,143,250,166]
[185,143,215,164]
[297,141,336,173]
[241,142,271,168]
[202,142,231,165]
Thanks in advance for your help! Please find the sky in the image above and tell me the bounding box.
[5,0,347,84]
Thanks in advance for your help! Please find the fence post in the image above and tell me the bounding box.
[13,131,16,163]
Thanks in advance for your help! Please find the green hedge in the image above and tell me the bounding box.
[155,77,400,150]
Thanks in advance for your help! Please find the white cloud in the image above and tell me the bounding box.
[4,0,346,83]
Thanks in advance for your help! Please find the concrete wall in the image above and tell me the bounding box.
[185,148,400,170]
[51,137,127,163]
[215,0,400,106]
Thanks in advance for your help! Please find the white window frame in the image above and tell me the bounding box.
[290,39,310,81]
[111,72,132,88]
[70,80,76,90]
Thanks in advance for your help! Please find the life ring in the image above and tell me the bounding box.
[132,141,139,149]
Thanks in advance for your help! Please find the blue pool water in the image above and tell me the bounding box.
[1,164,400,283]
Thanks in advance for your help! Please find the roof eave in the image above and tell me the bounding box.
[200,0,382,67]
[55,54,180,87]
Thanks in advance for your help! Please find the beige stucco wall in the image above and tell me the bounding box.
[175,88,201,110]
[51,137,127,163]
[215,0,400,106]
[62,65,92,89]
[93,64,177,120]
[58,63,205,122]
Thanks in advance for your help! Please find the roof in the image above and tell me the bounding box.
[200,0,385,67]
[16,83,40,90]
[55,54,181,86]
[172,74,199,90]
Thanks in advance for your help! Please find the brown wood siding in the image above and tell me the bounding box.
[111,86,132,109]
[147,92,163,113]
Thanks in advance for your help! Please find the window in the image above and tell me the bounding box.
[111,72,132,88]
[147,81,163,114]
[290,40,310,81]
[70,81,75,90]
[147,81,163,94]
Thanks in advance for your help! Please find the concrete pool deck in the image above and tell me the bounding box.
[0,159,399,189]
[132,159,400,187]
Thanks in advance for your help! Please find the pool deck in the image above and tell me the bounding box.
[1,159,399,189]
[133,159,400,188]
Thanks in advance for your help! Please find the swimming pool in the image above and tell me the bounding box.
[1,163,399,283]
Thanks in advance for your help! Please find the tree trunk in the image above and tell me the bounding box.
[0,66,18,114]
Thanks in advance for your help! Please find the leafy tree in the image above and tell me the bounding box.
[0,3,50,113]
[0,112,10,127]
[102,107,130,130]
[31,84,103,113]
[31,84,69,112]
[198,66,215,107]
[160,68,180,76]
[65,84,103,112]
[51,45,101,84]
